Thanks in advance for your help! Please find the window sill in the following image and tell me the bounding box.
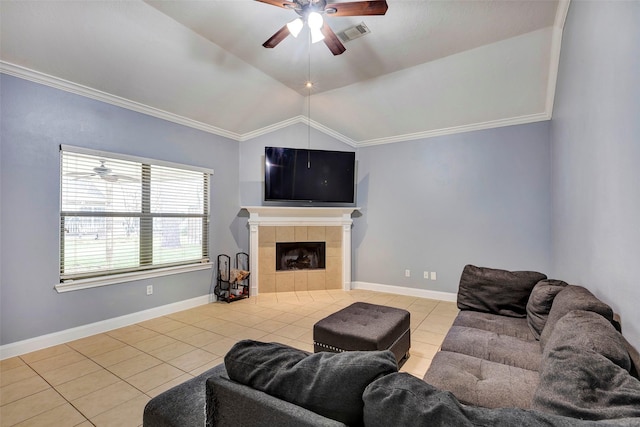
[55,263,213,293]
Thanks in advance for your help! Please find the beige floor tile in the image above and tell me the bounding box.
[412,329,446,346]
[145,373,193,398]
[68,334,126,358]
[0,365,38,388]
[180,330,225,348]
[147,341,197,362]
[139,318,186,334]
[0,375,50,406]
[55,369,121,401]
[91,345,144,368]
[107,325,159,345]
[410,341,440,360]
[108,353,163,379]
[19,345,73,365]
[71,381,142,419]
[271,312,304,324]
[400,355,432,379]
[191,317,229,331]
[12,402,87,427]
[90,393,149,427]
[188,357,224,376]
[252,319,288,334]
[39,358,103,386]
[272,324,308,340]
[28,351,87,375]
[292,317,319,329]
[167,349,218,372]
[0,388,67,426]
[167,311,213,325]
[216,325,251,340]
[126,363,184,393]
[201,337,239,357]
[231,314,270,328]
[132,334,178,353]
[416,319,453,335]
[164,325,205,341]
[0,357,26,372]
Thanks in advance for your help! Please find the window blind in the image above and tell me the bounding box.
[60,146,210,282]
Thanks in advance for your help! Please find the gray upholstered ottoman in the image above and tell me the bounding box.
[313,302,410,366]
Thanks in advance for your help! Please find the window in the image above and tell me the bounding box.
[58,145,211,291]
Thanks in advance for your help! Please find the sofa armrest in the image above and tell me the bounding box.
[206,370,346,427]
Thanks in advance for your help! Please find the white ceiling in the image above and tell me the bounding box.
[0,0,568,146]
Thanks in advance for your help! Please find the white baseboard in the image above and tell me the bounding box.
[351,281,457,302]
[0,294,212,360]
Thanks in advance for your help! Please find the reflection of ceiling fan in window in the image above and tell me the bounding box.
[66,160,139,183]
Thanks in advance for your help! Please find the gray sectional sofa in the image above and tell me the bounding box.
[143,265,640,426]
[424,265,640,420]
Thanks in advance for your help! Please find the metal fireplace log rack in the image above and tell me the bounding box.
[214,252,250,303]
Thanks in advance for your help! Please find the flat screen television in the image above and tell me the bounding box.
[264,146,356,206]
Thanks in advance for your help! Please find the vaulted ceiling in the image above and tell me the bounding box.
[0,0,569,146]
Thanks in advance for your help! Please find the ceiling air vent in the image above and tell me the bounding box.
[337,22,371,43]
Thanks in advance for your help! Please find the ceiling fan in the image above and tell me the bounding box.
[256,0,388,55]
[66,160,139,183]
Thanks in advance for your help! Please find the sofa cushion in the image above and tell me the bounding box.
[453,310,536,341]
[533,310,640,420]
[364,372,595,427]
[526,279,568,339]
[539,285,614,350]
[423,350,539,409]
[440,326,542,371]
[457,265,547,318]
[223,340,397,426]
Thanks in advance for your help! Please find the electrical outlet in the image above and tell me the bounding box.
[430,272,437,281]
[405,269,411,277]
[146,285,153,295]
[424,271,429,279]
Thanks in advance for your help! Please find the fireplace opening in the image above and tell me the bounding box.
[276,242,326,271]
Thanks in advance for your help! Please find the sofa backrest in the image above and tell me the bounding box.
[457,264,547,318]
[539,285,614,350]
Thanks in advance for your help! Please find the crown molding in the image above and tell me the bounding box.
[356,112,551,147]
[239,115,358,147]
[2,60,557,148]
[0,61,242,141]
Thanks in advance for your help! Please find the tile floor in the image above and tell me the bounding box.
[0,289,458,427]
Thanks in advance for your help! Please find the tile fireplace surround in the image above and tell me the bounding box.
[242,206,360,295]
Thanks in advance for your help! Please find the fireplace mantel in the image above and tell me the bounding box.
[242,206,360,226]
[241,206,360,294]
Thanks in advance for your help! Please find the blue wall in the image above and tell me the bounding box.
[550,0,640,347]
[0,75,241,345]
[354,122,552,292]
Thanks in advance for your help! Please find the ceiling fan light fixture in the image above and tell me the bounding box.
[307,11,323,29]
[310,27,325,43]
[287,18,303,37]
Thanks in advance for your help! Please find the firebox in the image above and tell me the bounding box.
[276,242,326,271]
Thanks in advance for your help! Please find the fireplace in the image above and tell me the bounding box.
[242,206,360,294]
[276,242,326,271]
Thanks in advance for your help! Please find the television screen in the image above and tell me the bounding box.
[264,147,356,205]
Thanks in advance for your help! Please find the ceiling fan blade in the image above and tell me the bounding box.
[111,175,140,183]
[325,0,388,16]
[321,25,346,56]
[255,0,297,9]
[263,25,291,48]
